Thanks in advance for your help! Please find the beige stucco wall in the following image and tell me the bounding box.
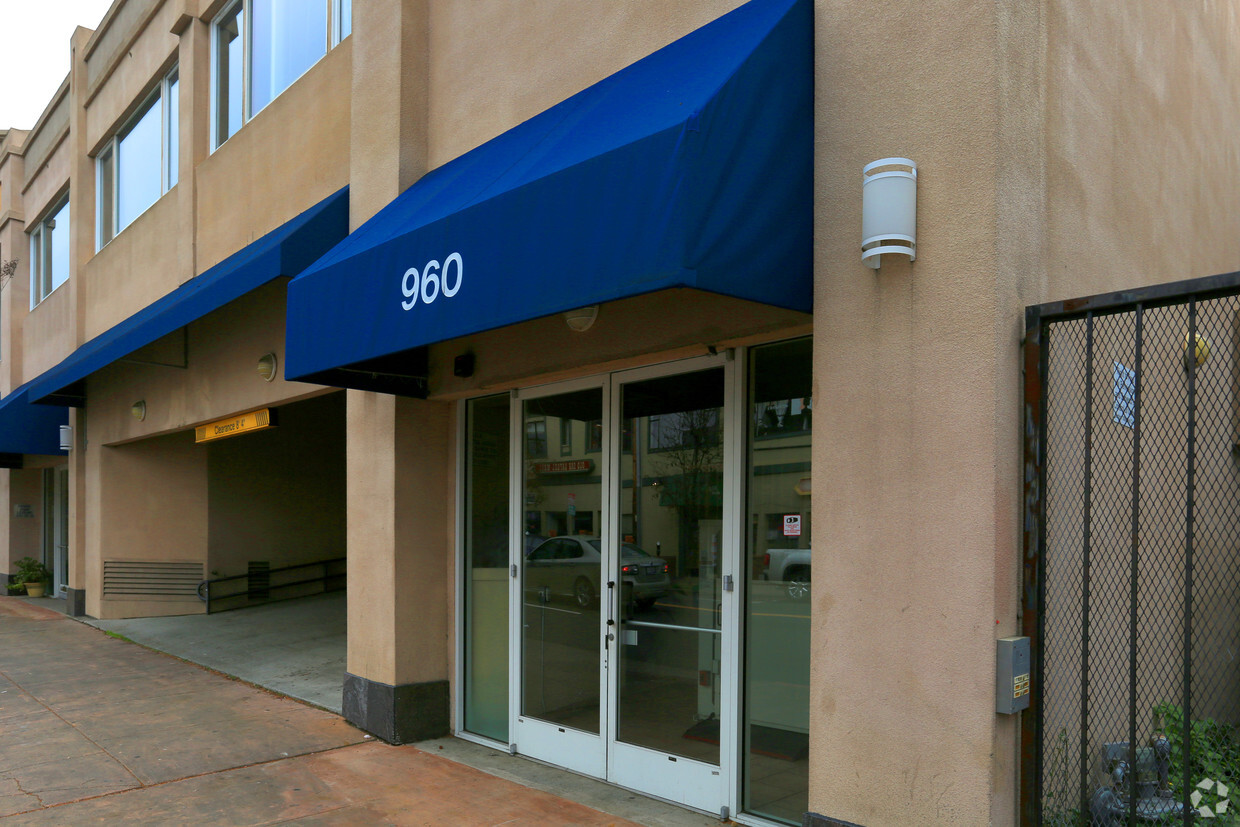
[82,0,178,154]
[1044,3,1240,302]
[19,93,76,384]
[194,39,351,272]
[811,0,1025,823]
[426,1,747,170]
[81,194,182,340]
[0,131,30,393]
[80,281,342,617]
[83,282,318,445]
[88,429,207,618]
[812,0,1240,824]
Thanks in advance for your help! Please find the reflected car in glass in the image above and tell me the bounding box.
[525,536,670,608]
[761,547,811,599]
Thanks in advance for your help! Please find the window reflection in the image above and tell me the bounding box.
[250,0,328,116]
[744,338,811,824]
[117,96,162,230]
[215,4,243,146]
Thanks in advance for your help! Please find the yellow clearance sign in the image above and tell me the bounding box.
[194,408,276,443]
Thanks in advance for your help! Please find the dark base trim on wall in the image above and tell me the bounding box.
[342,673,449,745]
[65,588,86,617]
[804,814,865,827]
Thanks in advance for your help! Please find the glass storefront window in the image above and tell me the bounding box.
[463,395,510,742]
[744,337,812,823]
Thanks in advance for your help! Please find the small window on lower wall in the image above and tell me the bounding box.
[462,394,511,742]
[744,336,811,824]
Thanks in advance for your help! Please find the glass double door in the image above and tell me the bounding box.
[511,357,735,812]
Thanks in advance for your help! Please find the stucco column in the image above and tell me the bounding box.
[343,390,452,743]
[805,1,1031,824]
[348,0,428,227]
[172,9,211,284]
[67,408,87,615]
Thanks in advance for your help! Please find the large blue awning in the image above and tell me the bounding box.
[0,381,69,457]
[285,0,811,390]
[28,187,349,406]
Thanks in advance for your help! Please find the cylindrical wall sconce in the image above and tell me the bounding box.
[59,425,73,452]
[131,401,147,421]
[862,158,917,270]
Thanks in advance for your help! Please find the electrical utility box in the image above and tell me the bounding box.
[996,636,1031,714]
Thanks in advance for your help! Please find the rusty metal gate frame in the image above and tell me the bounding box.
[1021,270,1240,825]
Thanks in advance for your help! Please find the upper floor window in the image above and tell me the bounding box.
[212,0,351,149]
[30,194,70,306]
[97,66,179,249]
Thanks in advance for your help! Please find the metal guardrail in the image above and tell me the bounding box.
[197,557,346,614]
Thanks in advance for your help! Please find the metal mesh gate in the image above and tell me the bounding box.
[1023,275,1240,825]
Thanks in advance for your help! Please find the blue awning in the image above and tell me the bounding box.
[28,187,349,406]
[285,0,811,390]
[0,381,70,457]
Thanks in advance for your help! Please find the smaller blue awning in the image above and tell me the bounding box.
[0,380,69,458]
[285,0,811,391]
[28,187,349,406]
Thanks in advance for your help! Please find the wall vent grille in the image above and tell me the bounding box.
[102,560,204,597]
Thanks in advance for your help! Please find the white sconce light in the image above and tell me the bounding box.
[59,425,72,452]
[862,158,917,270]
[564,306,599,332]
[257,352,278,382]
[131,400,147,421]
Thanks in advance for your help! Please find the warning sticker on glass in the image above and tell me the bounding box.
[783,514,801,537]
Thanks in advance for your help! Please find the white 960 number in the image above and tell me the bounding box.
[401,252,463,310]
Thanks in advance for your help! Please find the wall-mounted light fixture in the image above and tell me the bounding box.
[862,158,917,270]
[564,305,599,332]
[59,425,72,452]
[131,400,147,421]
[257,352,278,382]
[1185,332,1211,370]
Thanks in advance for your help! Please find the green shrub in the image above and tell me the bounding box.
[1154,701,1240,822]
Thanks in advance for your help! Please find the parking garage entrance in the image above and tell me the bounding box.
[461,341,812,824]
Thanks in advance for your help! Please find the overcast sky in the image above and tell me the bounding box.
[0,1,117,130]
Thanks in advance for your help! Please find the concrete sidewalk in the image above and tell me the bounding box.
[0,597,667,825]
[81,591,347,713]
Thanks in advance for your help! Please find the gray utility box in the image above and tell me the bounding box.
[996,636,1031,714]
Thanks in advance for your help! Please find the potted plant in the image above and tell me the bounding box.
[14,557,51,598]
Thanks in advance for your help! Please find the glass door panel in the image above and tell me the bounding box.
[463,395,510,742]
[743,338,811,823]
[518,387,606,746]
[614,367,726,762]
